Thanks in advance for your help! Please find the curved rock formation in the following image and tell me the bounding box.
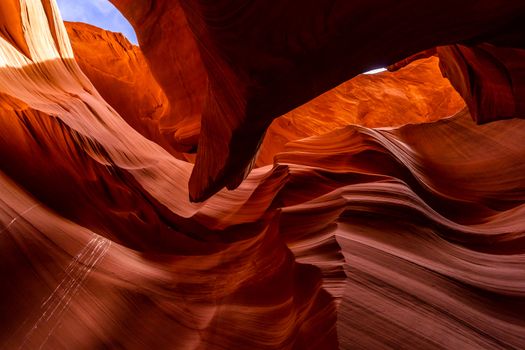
[109,0,206,153]
[149,0,525,201]
[0,1,524,349]
[64,22,174,155]
[257,56,465,165]
[437,44,525,124]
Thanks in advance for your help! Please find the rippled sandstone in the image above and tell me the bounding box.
[0,1,524,349]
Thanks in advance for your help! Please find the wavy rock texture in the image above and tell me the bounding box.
[437,44,525,124]
[64,22,183,158]
[121,0,525,201]
[109,0,525,201]
[0,1,524,349]
[108,0,206,153]
[257,56,465,166]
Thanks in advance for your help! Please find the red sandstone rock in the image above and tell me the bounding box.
[170,0,525,201]
[65,22,180,156]
[109,0,525,201]
[258,56,465,165]
[109,0,206,152]
[0,1,524,350]
[437,44,525,124]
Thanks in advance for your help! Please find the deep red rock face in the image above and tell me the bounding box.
[0,1,524,349]
[126,0,525,202]
[437,44,525,124]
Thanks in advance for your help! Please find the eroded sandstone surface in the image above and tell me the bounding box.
[0,1,524,349]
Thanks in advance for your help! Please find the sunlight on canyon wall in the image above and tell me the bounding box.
[0,1,525,349]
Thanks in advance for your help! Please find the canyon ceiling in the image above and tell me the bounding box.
[0,0,525,349]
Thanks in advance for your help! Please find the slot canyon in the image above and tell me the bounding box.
[0,0,524,349]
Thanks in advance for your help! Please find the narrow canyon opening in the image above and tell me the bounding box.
[1,1,525,349]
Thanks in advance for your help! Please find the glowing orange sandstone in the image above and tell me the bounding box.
[0,1,524,349]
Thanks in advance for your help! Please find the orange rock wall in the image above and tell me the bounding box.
[0,1,524,349]
[258,56,465,165]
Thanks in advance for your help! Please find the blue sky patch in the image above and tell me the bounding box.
[56,0,137,44]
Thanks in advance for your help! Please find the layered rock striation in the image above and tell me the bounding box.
[0,1,524,349]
